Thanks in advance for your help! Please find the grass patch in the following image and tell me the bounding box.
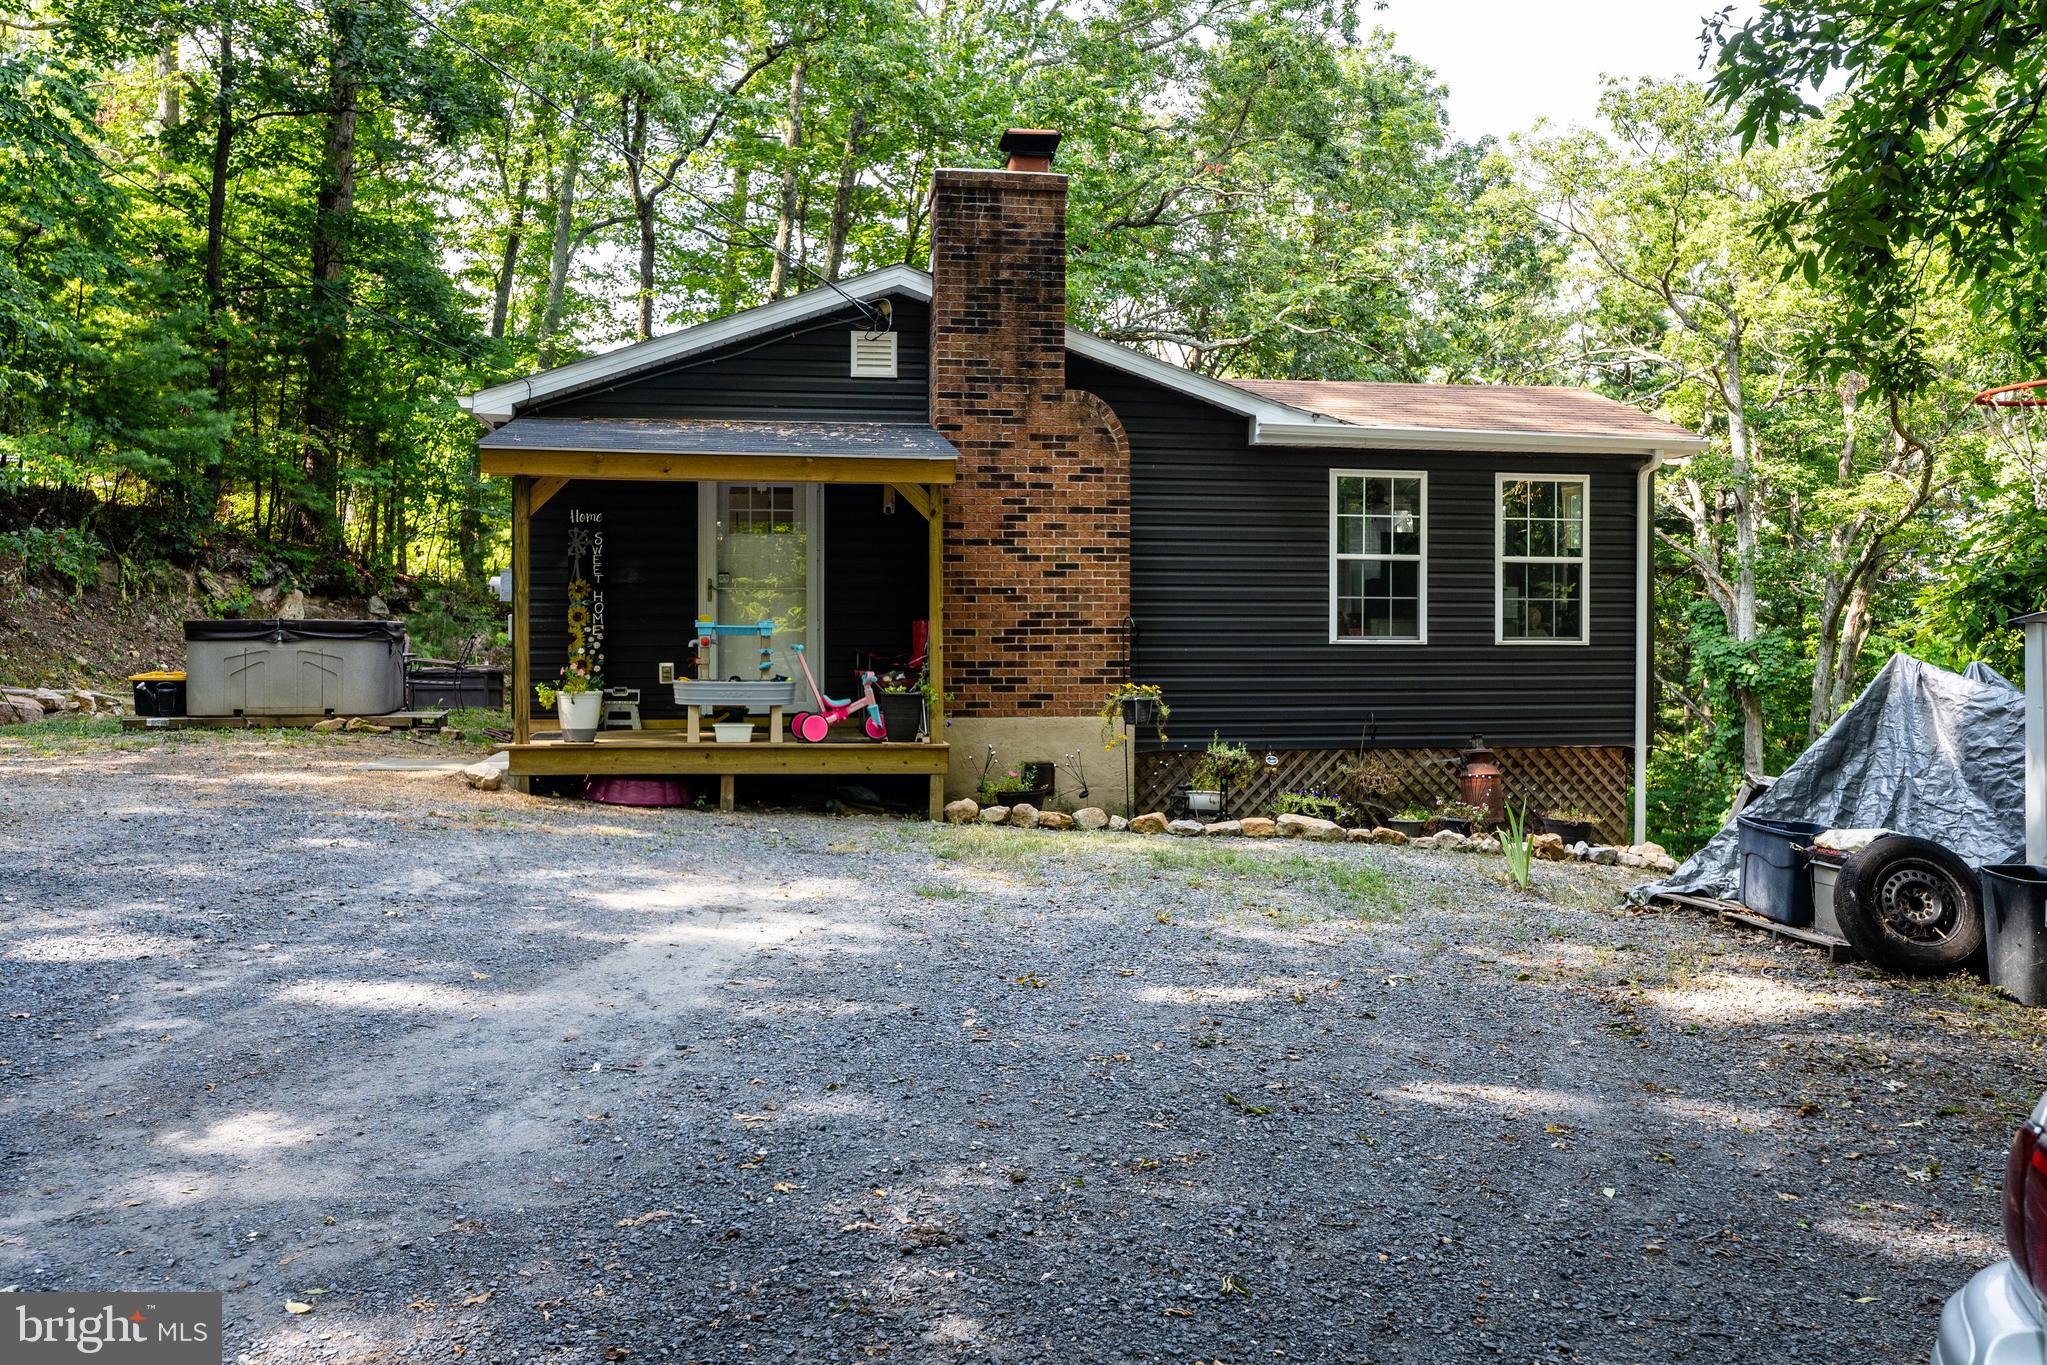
[1141,842,1396,920]
[0,713,126,751]
[912,882,965,900]
[911,824,1057,882]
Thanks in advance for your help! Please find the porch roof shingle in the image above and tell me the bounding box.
[479,417,959,461]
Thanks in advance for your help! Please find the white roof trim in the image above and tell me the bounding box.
[461,264,933,424]
[463,262,1707,455]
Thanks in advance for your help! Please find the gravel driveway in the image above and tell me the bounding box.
[2,724,2041,1363]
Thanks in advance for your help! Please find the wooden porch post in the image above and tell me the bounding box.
[926,483,946,820]
[511,474,533,746]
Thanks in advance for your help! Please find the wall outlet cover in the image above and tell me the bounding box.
[658,662,675,684]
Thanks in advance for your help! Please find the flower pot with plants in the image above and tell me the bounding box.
[1100,683,1169,748]
[1385,804,1434,838]
[1431,799,1488,835]
[875,675,926,742]
[536,665,603,743]
[1542,809,1599,845]
[1186,735,1255,817]
[1274,789,1353,826]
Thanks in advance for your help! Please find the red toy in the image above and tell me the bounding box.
[789,644,885,743]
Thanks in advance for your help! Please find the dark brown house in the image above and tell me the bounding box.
[464,130,1703,838]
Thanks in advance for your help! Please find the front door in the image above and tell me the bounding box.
[699,483,819,682]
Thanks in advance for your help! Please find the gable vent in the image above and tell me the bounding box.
[849,330,898,379]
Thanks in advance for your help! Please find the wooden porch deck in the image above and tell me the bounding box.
[503,732,950,815]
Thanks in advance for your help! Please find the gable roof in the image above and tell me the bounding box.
[464,265,1705,456]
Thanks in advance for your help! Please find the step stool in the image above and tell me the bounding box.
[601,688,642,730]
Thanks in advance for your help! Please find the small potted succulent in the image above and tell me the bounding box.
[1101,683,1169,748]
[535,663,603,743]
[1542,807,1599,846]
[1185,735,1254,816]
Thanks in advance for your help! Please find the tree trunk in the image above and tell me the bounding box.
[201,19,235,515]
[623,95,658,342]
[303,0,360,547]
[823,110,864,282]
[1808,376,1866,739]
[536,101,587,368]
[490,144,533,341]
[718,169,750,313]
[156,41,180,133]
[1719,336,1765,778]
[766,59,806,299]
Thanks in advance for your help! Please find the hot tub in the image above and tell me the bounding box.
[184,619,406,717]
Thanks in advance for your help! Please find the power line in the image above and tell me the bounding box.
[396,0,885,329]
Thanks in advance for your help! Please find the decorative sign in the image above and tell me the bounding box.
[565,510,606,679]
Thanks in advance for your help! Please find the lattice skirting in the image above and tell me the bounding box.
[1135,746,1634,844]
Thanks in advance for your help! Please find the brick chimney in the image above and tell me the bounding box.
[928,129,1132,801]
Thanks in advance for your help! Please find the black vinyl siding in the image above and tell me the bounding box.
[530,481,697,721]
[530,297,930,422]
[822,484,928,685]
[1069,355,1644,749]
[528,483,926,718]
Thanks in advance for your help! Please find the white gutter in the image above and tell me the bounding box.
[2024,614,2047,863]
[1255,420,1711,458]
[1632,453,1682,846]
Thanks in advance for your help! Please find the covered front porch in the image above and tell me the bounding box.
[485,416,954,816]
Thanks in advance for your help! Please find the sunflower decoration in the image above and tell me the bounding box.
[568,578,592,598]
[567,604,590,627]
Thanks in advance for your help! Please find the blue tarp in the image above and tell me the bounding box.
[1642,654,2027,900]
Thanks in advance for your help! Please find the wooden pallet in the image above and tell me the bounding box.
[1651,891,1858,963]
[122,710,451,732]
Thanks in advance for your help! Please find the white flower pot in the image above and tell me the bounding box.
[1187,789,1223,815]
[556,691,603,742]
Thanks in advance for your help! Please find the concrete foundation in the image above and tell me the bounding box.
[945,715,1131,812]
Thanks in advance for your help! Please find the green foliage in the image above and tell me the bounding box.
[1499,801,1532,888]
[0,525,105,593]
[1273,788,1354,825]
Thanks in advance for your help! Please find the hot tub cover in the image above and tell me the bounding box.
[183,618,406,643]
[1640,654,2026,901]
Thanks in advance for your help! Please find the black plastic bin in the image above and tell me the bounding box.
[130,675,187,717]
[406,667,504,712]
[1735,815,1829,926]
[1980,865,2047,1007]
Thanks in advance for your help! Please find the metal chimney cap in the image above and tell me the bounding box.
[999,128,1062,171]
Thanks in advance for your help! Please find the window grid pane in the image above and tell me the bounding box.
[1498,478,1587,641]
[1334,474,1424,641]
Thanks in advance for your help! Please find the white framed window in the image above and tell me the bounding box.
[1329,470,1427,644]
[1496,473,1590,644]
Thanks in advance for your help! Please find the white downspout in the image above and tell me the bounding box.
[2026,615,2047,863]
[1633,455,1661,848]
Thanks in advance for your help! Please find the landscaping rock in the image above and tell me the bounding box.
[1072,806,1110,831]
[367,594,392,619]
[1368,827,1408,845]
[979,805,1011,825]
[461,752,509,792]
[1239,817,1276,838]
[1428,830,1467,851]
[341,717,389,734]
[1108,815,1129,832]
[1128,812,1168,835]
[1276,812,1344,841]
[1203,820,1242,837]
[1469,835,1501,854]
[943,798,979,824]
[312,717,349,733]
[278,589,308,620]
[1008,803,1040,829]
[1634,840,1670,861]
[1345,827,1373,842]
[1531,832,1569,862]
[1166,819,1204,837]
[1588,845,1620,866]
[1038,811,1074,831]
[0,696,45,726]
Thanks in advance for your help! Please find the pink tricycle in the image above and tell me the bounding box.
[789,644,885,743]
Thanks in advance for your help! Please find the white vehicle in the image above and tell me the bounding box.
[1933,1094,2047,1363]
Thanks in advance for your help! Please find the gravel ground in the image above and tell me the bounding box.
[1,723,2042,1364]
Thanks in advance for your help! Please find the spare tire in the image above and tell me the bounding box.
[1833,835,1984,975]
